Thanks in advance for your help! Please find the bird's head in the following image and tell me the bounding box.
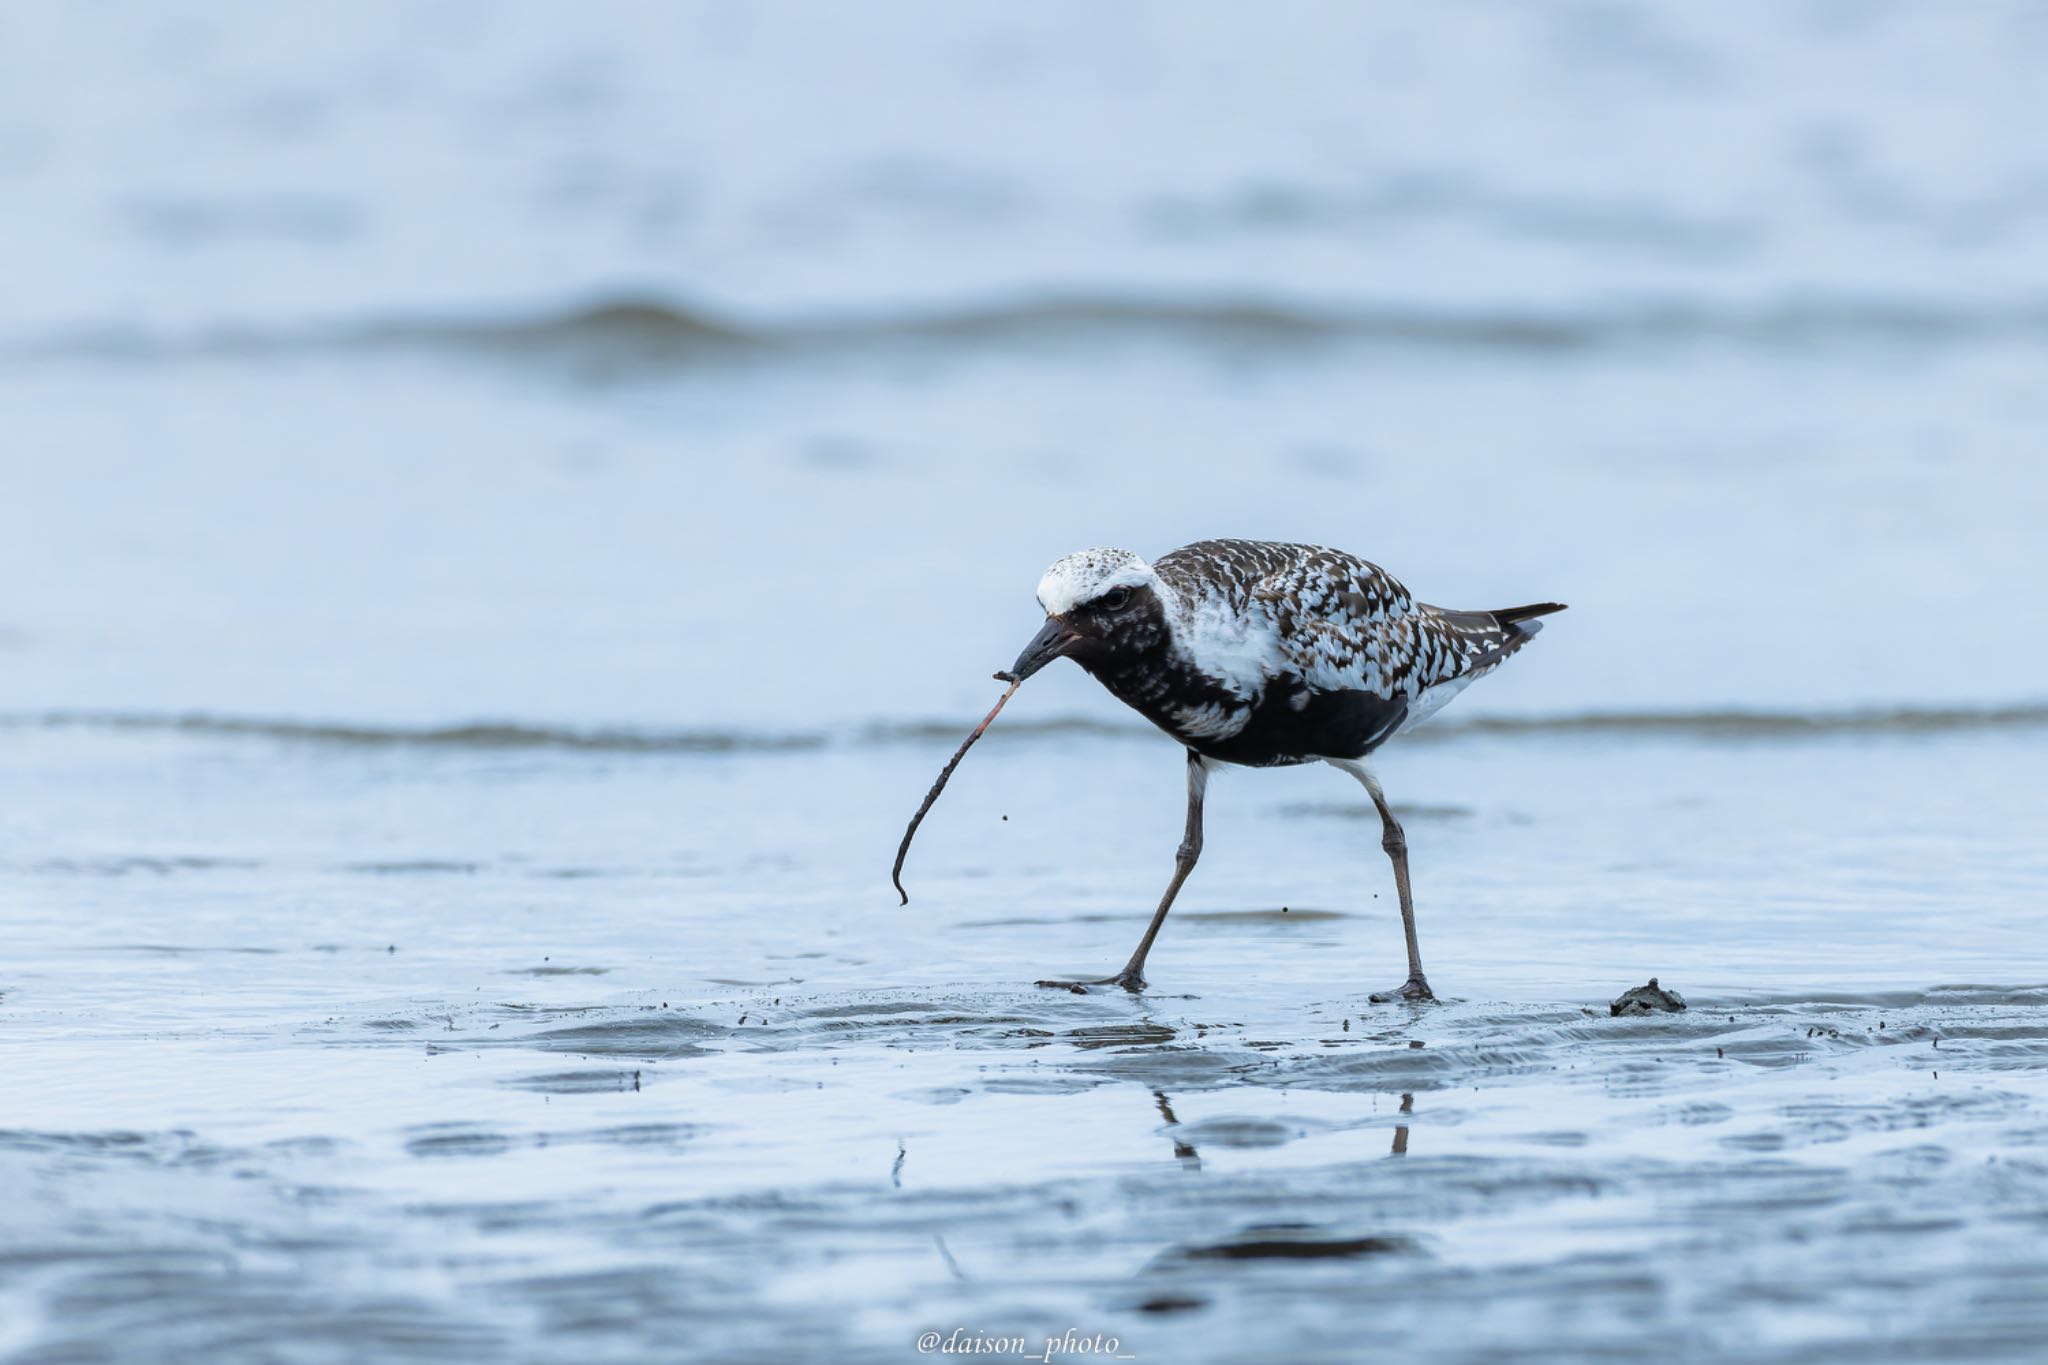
[999,548,1170,682]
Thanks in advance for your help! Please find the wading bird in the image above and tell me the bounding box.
[899,539,1563,1001]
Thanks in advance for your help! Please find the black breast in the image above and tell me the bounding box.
[1089,652,1408,768]
[1191,683,1408,768]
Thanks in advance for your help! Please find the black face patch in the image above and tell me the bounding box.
[1063,584,1167,665]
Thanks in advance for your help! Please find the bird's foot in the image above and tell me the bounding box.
[1034,971,1145,995]
[1369,975,1436,1004]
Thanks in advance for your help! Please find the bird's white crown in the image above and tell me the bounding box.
[1035,548,1156,616]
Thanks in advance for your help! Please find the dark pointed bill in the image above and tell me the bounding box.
[1001,616,1074,684]
[890,676,1024,905]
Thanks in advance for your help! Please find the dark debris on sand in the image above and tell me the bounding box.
[1611,977,1688,1016]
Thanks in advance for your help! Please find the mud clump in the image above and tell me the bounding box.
[1611,977,1687,1016]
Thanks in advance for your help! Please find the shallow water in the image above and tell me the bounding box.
[7,3,2048,1361]
[6,719,2048,1362]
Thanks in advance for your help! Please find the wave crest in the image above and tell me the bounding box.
[7,702,2045,754]
[19,292,2048,369]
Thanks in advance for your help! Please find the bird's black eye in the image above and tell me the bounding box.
[1098,588,1130,611]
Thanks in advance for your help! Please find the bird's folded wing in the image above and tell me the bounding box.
[1252,548,1511,698]
[1250,548,1418,697]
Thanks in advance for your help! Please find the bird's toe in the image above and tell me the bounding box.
[1369,976,1437,1004]
[1033,972,1146,995]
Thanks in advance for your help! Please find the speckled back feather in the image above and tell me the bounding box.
[1156,538,1560,707]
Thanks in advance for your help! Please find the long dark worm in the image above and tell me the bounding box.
[891,677,1023,905]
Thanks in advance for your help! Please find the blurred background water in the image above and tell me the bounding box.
[4,4,2048,1363]
[6,0,2048,726]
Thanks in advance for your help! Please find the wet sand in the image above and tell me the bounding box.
[4,720,2046,1362]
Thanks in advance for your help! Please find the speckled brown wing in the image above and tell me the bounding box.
[1152,538,1324,614]
[1240,547,1408,697]
[1249,547,1543,702]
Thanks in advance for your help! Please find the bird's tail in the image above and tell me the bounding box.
[1491,601,1568,627]
[1425,599,1567,675]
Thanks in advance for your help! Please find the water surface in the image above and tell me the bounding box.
[6,3,2048,1360]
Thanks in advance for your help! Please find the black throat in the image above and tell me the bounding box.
[1074,619,1248,752]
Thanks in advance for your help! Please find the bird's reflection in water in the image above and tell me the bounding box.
[1153,1090,1201,1170]
[1147,1089,1412,1164]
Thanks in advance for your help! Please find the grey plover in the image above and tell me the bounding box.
[920,539,1563,1002]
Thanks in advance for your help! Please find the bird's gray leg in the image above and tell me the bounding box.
[1037,750,1207,994]
[1330,760,1436,1003]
